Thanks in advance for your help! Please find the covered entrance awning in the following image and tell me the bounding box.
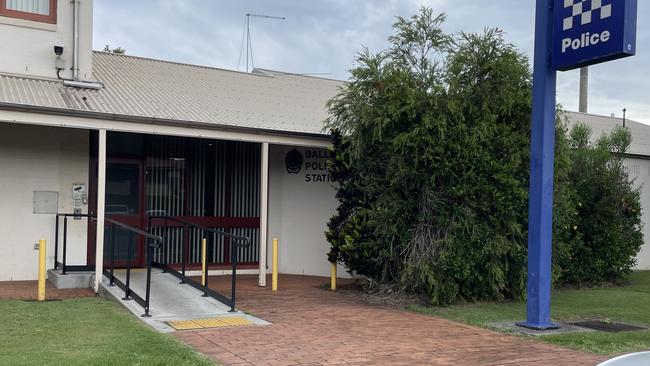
[90,133,265,271]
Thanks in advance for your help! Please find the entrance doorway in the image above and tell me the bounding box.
[104,160,145,267]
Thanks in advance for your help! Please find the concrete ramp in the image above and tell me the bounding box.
[101,269,268,332]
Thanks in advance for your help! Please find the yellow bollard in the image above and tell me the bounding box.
[38,239,46,301]
[201,238,207,286]
[330,262,337,291]
[272,238,278,291]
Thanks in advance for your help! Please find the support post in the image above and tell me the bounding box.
[37,239,46,301]
[259,142,269,287]
[518,0,559,330]
[94,129,107,293]
[331,262,337,291]
[272,238,278,292]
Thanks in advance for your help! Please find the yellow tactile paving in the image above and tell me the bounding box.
[167,316,253,330]
[219,316,254,326]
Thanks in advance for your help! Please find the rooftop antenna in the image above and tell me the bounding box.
[237,13,285,73]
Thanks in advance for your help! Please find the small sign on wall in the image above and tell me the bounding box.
[72,183,86,200]
[33,191,59,214]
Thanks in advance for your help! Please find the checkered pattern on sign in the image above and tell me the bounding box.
[563,0,612,31]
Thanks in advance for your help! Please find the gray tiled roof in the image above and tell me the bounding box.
[2,56,647,152]
[566,111,650,156]
[0,51,344,136]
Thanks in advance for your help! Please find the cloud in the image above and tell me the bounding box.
[93,0,650,123]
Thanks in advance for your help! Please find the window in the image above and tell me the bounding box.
[0,0,56,24]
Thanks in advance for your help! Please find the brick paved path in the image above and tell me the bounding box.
[0,280,95,300]
[176,275,605,366]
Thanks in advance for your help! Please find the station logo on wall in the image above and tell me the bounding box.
[284,148,333,183]
[285,149,304,173]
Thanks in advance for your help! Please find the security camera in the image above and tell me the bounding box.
[54,44,64,56]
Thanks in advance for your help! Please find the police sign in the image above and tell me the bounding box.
[552,0,638,71]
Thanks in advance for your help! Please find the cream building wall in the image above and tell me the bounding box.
[0,123,89,280]
[267,144,347,278]
[0,0,94,80]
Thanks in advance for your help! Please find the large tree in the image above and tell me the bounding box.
[325,7,642,305]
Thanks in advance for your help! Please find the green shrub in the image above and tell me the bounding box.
[325,7,643,305]
[553,121,643,285]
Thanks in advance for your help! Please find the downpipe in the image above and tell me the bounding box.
[71,0,80,80]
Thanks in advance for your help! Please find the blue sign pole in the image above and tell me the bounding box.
[519,0,558,330]
[519,0,637,331]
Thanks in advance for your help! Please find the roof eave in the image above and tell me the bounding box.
[0,102,332,141]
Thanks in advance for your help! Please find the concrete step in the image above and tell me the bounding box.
[48,269,93,289]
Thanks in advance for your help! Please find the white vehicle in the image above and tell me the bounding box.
[598,352,650,366]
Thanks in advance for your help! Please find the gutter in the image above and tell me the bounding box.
[0,101,332,141]
[621,153,650,161]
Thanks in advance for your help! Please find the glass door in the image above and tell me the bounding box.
[104,160,144,267]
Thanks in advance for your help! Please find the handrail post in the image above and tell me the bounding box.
[229,241,237,312]
[109,223,116,286]
[180,223,188,283]
[162,218,168,273]
[143,240,153,317]
[147,215,152,243]
[54,215,59,270]
[62,216,68,275]
[123,231,133,301]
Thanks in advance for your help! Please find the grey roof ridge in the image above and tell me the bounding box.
[251,67,348,83]
[92,50,276,79]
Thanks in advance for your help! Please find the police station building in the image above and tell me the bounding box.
[1,0,648,297]
[0,0,346,292]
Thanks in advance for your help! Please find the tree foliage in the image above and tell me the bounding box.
[325,7,643,305]
[102,45,126,54]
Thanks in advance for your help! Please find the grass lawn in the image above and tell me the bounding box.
[0,297,215,366]
[410,271,650,355]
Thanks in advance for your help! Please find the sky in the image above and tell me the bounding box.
[93,0,650,123]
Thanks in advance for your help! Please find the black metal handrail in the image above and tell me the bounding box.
[147,214,250,312]
[53,212,162,316]
[54,213,96,274]
[104,217,163,317]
